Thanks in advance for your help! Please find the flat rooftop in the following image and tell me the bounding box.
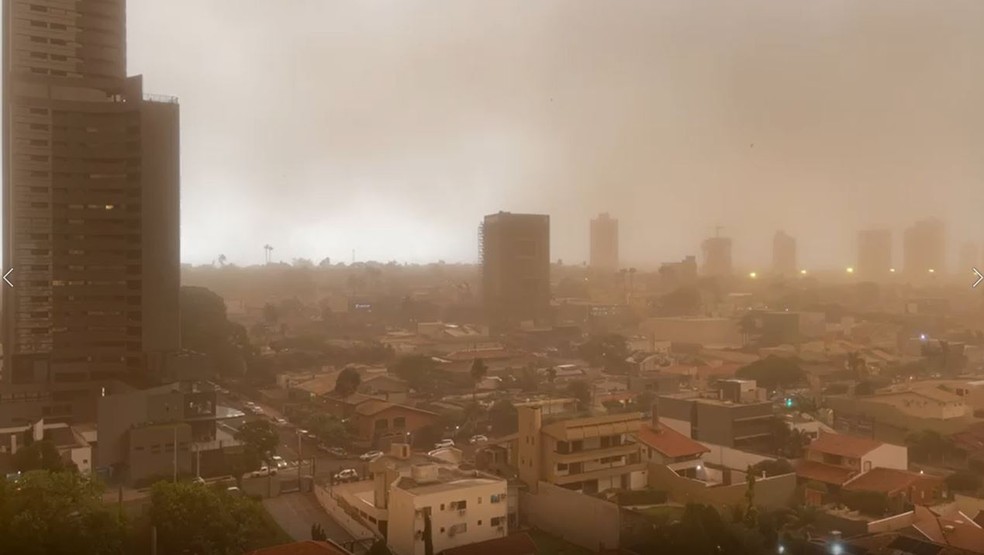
[395,466,502,495]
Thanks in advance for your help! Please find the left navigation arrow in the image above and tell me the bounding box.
[3,269,12,288]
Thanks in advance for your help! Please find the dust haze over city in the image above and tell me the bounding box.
[125,0,984,268]
[5,2,984,555]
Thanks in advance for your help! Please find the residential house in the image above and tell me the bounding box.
[795,432,907,506]
[359,375,411,404]
[636,413,709,479]
[841,467,945,513]
[437,532,538,555]
[0,419,92,474]
[516,403,647,494]
[350,400,440,450]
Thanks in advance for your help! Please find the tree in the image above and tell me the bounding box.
[0,471,127,555]
[488,400,518,436]
[180,286,251,377]
[945,470,983,493]
[748,458,794,478]
[148,481,271,555]
[906,430,955,466]
[391,355,437,392]
[734,356,805,390]
[234,420,278,474]
[567,380,592,409]
[633,390,656,413]
[517,365,540,392]
[470,358,488,402]
[771,418,808,458]
[217,254,227,267]
[335,366,362,397]
[845,352,867,380]
[307,413,349,447]
[14,440,69,473]
[423,511,435,555]
[578,334,630,373]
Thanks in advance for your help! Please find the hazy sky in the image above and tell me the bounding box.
[124,0,984,269]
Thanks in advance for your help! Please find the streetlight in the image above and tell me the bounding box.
[846,267,855,274]
[800,269,807,275]
[889,268,896,273]
[928,268,936,274]
[748,272,757,279]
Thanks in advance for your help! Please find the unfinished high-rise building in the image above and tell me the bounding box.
[480,212,550,330]
[2,0,180,423]
[589,212,618,272]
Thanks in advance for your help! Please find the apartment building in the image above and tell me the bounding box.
[589,213,618,272]
[479,212,550,330]
[657,382,774,452]
[857,229,893,278]
[516,403,646,494]
[387,463,508,555]
[1,0,180,424]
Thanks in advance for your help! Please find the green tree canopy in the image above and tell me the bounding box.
[234,420,279,469]
[0,471,126,555]
[578,334,630,373]
[567,380,592,408]
[391,355,438,391]
[488,400,519,436]
[734,356,805,390]
[148,481,271,555]
[14,440,70,473]
[180,286,251,377]
[334,366,362,397]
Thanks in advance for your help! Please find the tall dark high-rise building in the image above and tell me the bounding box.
[772,230,796,277]
[701,235,732,277]
[589,212,618,272]
[2,0,180,422]
[857,229,893,277]
[903,219,945,277]
[480,212,550,329]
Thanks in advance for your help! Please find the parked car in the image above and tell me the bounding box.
[270,455,288,470]
[359,450,383,462]
[469,435,489,445]
[334,469,360,483]
[296,429,310,437]
[250,465,276,478]
[319,445,348,458]
[192,476,206,486]
[226,486,242,496]
[305,431,318,440]
[274,418,289,427]
[434,439,455,449]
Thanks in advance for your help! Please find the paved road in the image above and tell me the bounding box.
[263,492,354,544]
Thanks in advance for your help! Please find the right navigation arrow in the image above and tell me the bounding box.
[974,267,983,289]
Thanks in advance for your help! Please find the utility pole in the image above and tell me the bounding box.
[297,431,303,491]
[151,525,157,555]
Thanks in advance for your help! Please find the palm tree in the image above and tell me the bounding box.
[218,254,227,267]
[263,244,273,264]
[470,358,488,403]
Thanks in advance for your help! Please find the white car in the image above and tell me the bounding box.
[469,435,489,445]
[296,429,310,437]
[250,465,276,478]
[274,418,289,427]
[359,450,383,462]
[334,468,360,483]
[434,439,455,449]
[270,455,288,470]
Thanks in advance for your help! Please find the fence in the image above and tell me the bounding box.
[520,482,620,552]
[647,464,796,510]
[313,484,377,541]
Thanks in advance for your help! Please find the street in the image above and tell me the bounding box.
[263,492,354,544]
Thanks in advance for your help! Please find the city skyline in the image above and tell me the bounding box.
[1,0,971,268]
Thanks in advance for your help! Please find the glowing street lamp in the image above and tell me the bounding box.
[846,267,855,274]
[889,268,896,273]
[928,268,936,274]
[748,272,757,279]
[800,269,807,275]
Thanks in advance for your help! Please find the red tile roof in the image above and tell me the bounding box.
[795,459,857,486]
[245,540,351,555]
[913,513,984,554]
[808,432,883,458]
[637,423,710,459]
[439,533,538,555]
[843,468,943,495]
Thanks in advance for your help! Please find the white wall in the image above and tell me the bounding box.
[70,445,92,474]
[388,480,508,555]
[863,443,907,472]
[703,443,774,470]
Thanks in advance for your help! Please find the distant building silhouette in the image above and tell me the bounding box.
[701,234,732,277]
[959,241,979,273]
[659,256,698,288]
[857,229,893,277]
[2,0,181,423]
[589,213,619,272]
[903,219,945,277]
[772,230,797,277]
[480,212,551,330]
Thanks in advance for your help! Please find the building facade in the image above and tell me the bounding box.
[516,404,646,494]
[772,230,796,277]
[589,213,618,272]
[700,236,732,277]
[1,0,180,424]
[480,212,550,330]
[857,229,892,278]
[657,391,774,452]
[903,218,945,278]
